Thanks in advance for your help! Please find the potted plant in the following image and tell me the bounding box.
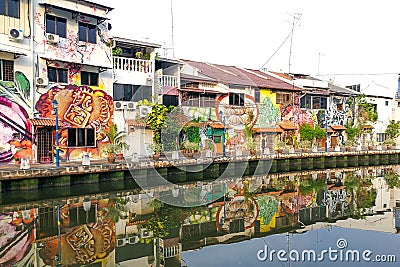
[204,139,215,158]
[276,140,287,154]
[246,138,257,155]
[146,142,163,161]
[102,123,127,163]
[182,141,199,158]
[344,139,354,152]
[116,140,130,160]
[383,138,396,150]
[298,140,311,153]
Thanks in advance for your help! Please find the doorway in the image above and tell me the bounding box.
[37,127,53,163]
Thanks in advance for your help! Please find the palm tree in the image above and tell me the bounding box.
[102,124,128,160]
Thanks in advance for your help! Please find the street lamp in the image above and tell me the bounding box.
[219,110,226,157]
[56,204,61,266]
[52,99,60,167]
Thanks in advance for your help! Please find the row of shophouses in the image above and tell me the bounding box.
[0,0,399,163]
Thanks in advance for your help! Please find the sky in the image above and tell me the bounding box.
[97,0,400,89]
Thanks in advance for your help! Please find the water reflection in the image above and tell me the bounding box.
[1,165,400,266]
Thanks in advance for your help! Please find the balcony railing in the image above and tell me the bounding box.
[113,56,154,73]
[163,245,180,259]
[158,75,178,87]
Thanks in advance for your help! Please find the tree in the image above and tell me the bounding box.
[385,120,400,140]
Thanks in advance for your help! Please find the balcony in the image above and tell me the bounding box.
[113,56,154,74]
[158,75,178,87]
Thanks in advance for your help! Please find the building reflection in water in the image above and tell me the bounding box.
[0,165,400,266]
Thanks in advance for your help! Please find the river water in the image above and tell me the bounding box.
[1,165,400,267]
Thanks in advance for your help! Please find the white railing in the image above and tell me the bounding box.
[113,56,154,73]
[163,245,180,258]
[158,75,178,87]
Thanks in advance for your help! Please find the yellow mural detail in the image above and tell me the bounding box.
[259,213,277,232]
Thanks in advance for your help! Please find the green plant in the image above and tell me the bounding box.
[345,123,361,142]
[314,125,326,139]
[144,53,151,60]
[384,172,400,189]
[182,141,199,152]
[135,51,143,59]
[344,139,354,147]
[276,140,287,149]
[298,140,311,149]
[385,121,400,140]
[300,123,315,142]
[146,142,164,154]
[383,138,396,145]
[101,123,127,155]
[112,47,122,56]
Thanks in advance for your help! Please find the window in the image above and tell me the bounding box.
[181,92,216,107]
[229,93,244,106]
[255,90,260,103]
[78,22,97,44]
[181,81,199,88]
[113,84,152,102]
[276,93,291,105]
[81,71,98,86]
[200,93,216,107]
[48,67,68,83]
[0,0,19,18]
[46,15,67,38]
[300,94,327,110]
[337,103,343,111]
[376,133,386,143]
[0,59,13,81]
[162,95,178,107]
[68,128,95,147]
[69,205,97,226]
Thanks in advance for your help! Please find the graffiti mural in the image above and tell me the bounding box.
[183,106,217,122]
[255,97,280,128]
[34,12,111,64]
[35,85,113,160]
[0,71,33,162]
[0,209,36,266]
[255,195,279,227]
[326,96,350,127]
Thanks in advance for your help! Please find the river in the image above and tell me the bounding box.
[0,164,400,266]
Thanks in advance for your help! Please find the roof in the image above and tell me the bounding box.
[253,127,284,133]
[277,121,297,130]
[112,36,161,49]
[330,125,346,131]
[0,46,27,56]
[329,84,359,96]
[240,69,302,91]
[180,73,218,83]
[29,118,62,127]
[362,125,374,129]
[181,59,258,87]
[270,72,294,81]
[80,0,114,10]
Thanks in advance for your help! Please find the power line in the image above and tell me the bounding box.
[317,72,398,76]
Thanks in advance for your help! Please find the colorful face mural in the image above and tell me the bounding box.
[0,210,36,266]
[35,85,113,160]
[0,71,33,162]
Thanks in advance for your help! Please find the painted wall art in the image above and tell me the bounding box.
[0,209,36,266]
[35,84,113,160]
[0,71,33,162]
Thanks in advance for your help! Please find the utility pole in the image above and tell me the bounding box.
[170,0,175,58]
[288,13,302,74]
[318,52,325,75]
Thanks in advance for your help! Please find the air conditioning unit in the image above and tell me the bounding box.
[116,238,127,247]
[36,77,49,86]
[126,102,137,110]
[140,228,153,239]
[46,33,60,44]
[114,101,124,110]
[139,106,152,118]
[9,28,24,41]
[128,235,139,244]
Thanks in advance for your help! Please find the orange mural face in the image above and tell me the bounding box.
[35,85,113,159]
